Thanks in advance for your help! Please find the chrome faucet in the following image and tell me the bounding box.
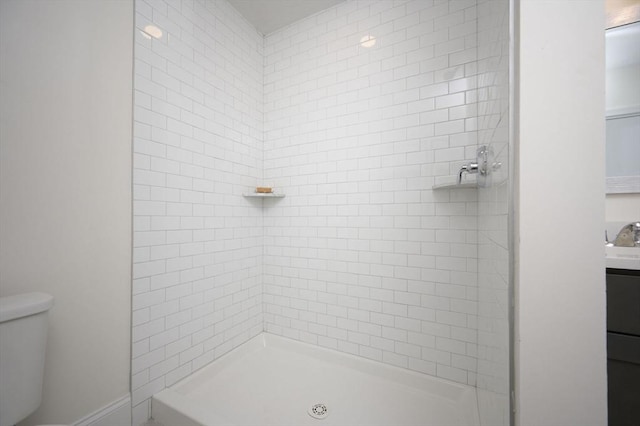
[613,222,640,247]
[458,162,479,184]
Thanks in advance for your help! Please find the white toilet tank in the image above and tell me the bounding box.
[0,292,54,426]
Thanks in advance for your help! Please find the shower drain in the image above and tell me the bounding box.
[308,403,329,420]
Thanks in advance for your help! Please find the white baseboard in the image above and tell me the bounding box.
[74,394,131,426]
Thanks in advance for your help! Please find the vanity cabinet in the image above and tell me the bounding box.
[606,268,640,426]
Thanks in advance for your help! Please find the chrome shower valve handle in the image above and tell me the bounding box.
[457,145,503,185]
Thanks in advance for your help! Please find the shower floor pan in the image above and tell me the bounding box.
[152,333,479,426]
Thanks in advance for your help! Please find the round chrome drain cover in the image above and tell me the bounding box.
[308,403,328,419]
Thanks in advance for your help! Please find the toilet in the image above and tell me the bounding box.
[0,292,55,426]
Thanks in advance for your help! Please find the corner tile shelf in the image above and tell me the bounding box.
[432,182,478,190]
[242,193,286,198]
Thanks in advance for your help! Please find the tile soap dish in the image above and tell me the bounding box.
[243,186,285,198]
[432,182,478,190]
[243,193,285,198]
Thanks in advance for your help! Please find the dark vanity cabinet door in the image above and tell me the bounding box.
[607,268,640,426]
[607,270,640,335]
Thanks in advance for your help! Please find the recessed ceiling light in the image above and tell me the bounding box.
[360,35,376,48]
[142,25,163,39]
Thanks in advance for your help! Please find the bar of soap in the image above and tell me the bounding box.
[256,187,273,193]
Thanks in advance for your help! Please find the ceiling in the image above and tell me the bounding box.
[228,0,344,35]
[606,0,640,28]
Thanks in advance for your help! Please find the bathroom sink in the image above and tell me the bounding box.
[606,246,640,270]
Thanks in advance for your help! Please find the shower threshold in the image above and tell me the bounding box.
[152,333,479,426]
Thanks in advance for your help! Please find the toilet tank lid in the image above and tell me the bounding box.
[0,292,54,323]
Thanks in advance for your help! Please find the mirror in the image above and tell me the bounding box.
[605,21,640,193]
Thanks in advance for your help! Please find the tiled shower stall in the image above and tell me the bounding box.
[130,0,510,424]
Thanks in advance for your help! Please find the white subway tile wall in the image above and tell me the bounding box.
[262,0,481,386]
[132,0,264,422]
[131,0,512,424]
